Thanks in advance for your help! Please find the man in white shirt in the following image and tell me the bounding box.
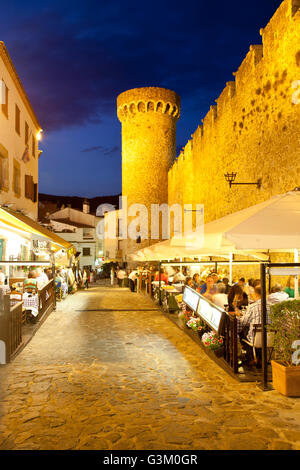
[117,268,126,287]
[212,283,228,309]
[173,268,186,283]
[35,268,49,290]
[128,270,138,292]
[267,283,289,305]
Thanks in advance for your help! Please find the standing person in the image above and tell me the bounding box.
[128,269,138,292]
[117,267,126,287]
[82,269,88,289]
[110,266,115,286]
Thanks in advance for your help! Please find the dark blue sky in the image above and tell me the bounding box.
[1,0,282,197]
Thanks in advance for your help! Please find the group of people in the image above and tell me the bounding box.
[151,265,299,366]
[24,268,51,292]
[184,272,297,367]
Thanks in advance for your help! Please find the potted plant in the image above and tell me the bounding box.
[186,317,204,335]
[201,331,224,354]
[269,300,300,397]
[178,309,192,328]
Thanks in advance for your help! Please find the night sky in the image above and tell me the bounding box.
[1,0,282,197]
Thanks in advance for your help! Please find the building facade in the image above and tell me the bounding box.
[45,203,104,271]
[0,42,42,221]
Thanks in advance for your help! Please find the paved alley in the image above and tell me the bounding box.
[0,284,299,450]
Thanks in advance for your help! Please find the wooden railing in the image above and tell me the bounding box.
[37,280,55,320]
[9,300,23,357]
[0,295,23,364]
[223,313,238,374]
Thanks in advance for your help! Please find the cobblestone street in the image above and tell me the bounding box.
[0,284,299,450]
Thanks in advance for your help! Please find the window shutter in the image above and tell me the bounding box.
[25,175,30,199]
[25,175,34,200]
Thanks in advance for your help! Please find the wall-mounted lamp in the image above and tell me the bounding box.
[224,172,262,189]
[36,129,43,141]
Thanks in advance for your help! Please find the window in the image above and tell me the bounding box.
[15,105,20,135]
[13,159,21,197]
[0,144,8,192]
[83,227,94,239]
[1,81,8,118]
[82,247,91,256]
[25,121,29,146]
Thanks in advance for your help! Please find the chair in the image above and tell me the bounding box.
[242,324,275,363]
[54,280,62,301]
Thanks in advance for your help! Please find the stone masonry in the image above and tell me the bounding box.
[0,284,299,450]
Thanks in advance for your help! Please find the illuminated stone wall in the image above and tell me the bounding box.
[167,0,300,282]
[169,0,300,224]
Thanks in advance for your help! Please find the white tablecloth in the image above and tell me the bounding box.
[23,293,39,317]
[0,285,10,295]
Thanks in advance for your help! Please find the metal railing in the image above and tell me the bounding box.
[223,313,238,374]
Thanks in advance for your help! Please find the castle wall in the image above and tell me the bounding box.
[169,0,300,226]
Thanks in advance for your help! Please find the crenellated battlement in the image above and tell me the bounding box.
[117,86,180,122]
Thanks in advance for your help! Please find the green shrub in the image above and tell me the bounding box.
[269,300,300,366]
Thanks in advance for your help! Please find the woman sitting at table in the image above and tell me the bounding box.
[228,284,248,312]
[23,271,38,293]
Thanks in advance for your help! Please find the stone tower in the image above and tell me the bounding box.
[117,87,181,257]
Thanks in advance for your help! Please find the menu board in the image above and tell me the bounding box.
[182,286,200,312]
[197,296,225,334]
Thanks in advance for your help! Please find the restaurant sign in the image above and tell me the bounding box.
[182,286,225,334]
[31,237,52,254]
[183,286,200,312]
[197,296,225,334]
[268,268,300,276]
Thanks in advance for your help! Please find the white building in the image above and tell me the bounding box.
[0,42,42,221]
[45,201,104,270]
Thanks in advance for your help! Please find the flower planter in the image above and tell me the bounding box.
[271,360,300,397]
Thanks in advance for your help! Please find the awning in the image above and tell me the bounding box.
[129,239,269,262]
[0,207,73,251]
[170,191,300,252]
